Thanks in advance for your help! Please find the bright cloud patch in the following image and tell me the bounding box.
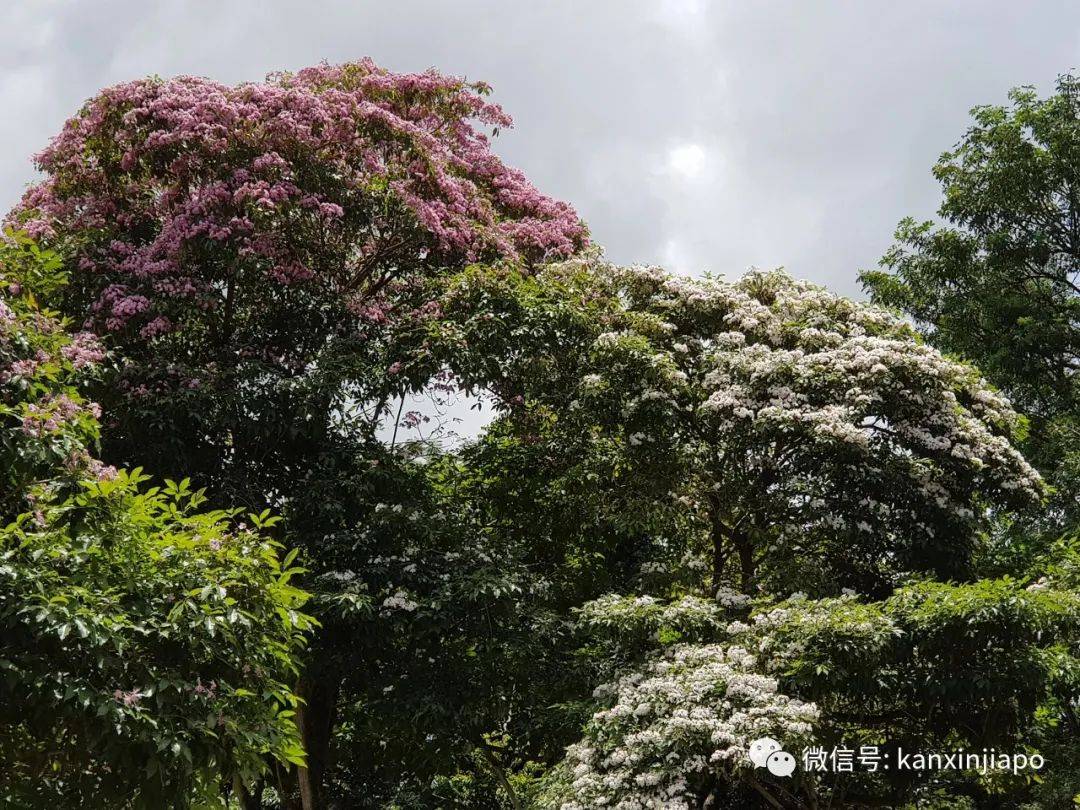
[667,143,707,179]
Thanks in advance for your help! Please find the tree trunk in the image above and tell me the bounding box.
[737,539,755,593]
[274,761,302,810]
[707,496,729,596]
[296,696,317,810]
[296,669,341,810]
[710,527,728,596]
[477,743,521,810]
[233,774,263,810]
[707,497,755,595]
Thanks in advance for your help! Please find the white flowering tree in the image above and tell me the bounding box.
[536,574,1080,809]
[539,643,818,810]
[431,259,1067,807]
[441,260,1043,596]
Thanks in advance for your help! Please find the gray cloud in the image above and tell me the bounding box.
[3,0,1079,298]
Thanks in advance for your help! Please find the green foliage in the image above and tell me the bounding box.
[862,73,1080,526]
[0,236,314,807]
[0,472,314,807]
[860,76,1080,806]
[571,592,739,681]
[742,582,1079,806]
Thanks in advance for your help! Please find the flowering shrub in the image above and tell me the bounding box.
[575,593,736,643]
[0,236,314,806]
[548,579,1079,808]
[538,643,817,809]
[0,231,105,519]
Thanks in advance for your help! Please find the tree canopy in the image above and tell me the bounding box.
[10,59,586,507]
[438,260,1041,596]
[862,73,1080,524]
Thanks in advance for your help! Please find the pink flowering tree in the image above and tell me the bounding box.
[8,61,586,807]
[9,59,586,505]
[0,234,314,806]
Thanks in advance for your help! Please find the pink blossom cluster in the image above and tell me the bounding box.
[193,678,218,698]
[21,394,91,437]
[61,332,106,368]
[7,357,40,378]
[11,59,587,335]
[2,281,115,484]
[64,450,118,482]
[113,688,143,707]
[114,364,208,400]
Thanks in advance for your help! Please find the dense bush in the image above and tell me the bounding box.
[0,234,314,807]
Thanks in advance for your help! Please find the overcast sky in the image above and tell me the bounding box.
[3,1,1078,443]
[3,1,1080,296]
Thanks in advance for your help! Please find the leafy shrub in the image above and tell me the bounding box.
[0,233,314,807]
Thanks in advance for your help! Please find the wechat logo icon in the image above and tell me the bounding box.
[748,737,797,777]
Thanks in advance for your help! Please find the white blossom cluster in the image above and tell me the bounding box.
[381,590,419,612]
[542,643,817,809]
[569,263,1042,573]
[713,586,751,610]
[698,335,1038,492]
